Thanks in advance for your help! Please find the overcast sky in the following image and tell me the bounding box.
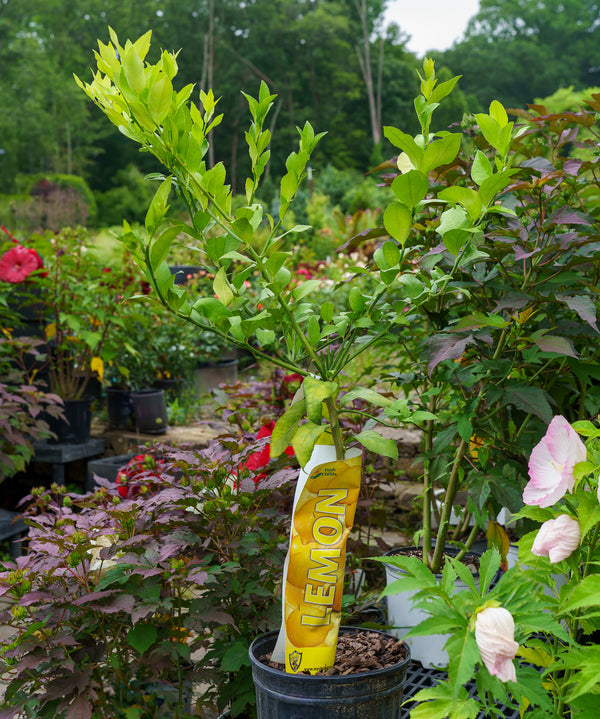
[383,0,480,56]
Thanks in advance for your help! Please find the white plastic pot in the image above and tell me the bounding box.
[384,547,481,669]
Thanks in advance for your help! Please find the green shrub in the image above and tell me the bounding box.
[2,173,97,231]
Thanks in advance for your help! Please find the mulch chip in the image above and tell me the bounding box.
[261,629,409,676]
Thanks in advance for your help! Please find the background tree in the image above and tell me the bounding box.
[440,0,600,110]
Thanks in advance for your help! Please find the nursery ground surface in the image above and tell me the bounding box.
[261,630,409,675]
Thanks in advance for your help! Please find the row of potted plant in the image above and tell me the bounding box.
[0,224,240,442]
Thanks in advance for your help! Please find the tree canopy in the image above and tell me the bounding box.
[0,0,597,199]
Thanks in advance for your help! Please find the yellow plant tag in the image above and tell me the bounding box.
[283,453,362,674]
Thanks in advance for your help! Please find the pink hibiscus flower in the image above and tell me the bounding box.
[523,415,586,508]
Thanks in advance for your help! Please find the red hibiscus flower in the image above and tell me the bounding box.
[239,420,294,485]
[0,245,45,283]
[115,453,165,498]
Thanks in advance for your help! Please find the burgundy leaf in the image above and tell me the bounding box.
[533,335,578,358]
[89,594,136,614]
[72,590,117,606]
[557,294,599,333]
[514,245,540,261]
[493,293,532,313]
[65,694,93,719]
[427,334,476,374]
[564,158,583,176]
[558,127,579,146]
[548,208,593,226]
[187,569,208,585]
[521,157,556,176]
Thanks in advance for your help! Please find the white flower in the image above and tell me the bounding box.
[475,607,519,683]
[532,514,581,563]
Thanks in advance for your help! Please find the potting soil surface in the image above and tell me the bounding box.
[262,630,409,675]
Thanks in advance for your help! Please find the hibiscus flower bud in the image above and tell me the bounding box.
[475,606,519,683]
[523,415,586,507]
[532,514,581,563]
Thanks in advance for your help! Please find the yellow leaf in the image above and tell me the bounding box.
[45,323,57,340]
[517,645,553,668]
[91,357,104,382]
[469,434,484,459]
[517,306,536,325]
[486,521,510,568]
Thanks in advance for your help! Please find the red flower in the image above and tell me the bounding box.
[115,453,165,498]
[239,420,295,485]
[0,245,45,283]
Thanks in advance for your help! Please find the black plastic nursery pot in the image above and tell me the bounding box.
[47,397,92,444]
[193,357,239,396]
[168,264,203,284]
[249,627,411,719]
[131,389,168,434]
[105,387,132,429]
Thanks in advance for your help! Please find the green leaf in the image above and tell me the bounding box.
[443,229,471,256]
[292,421,329,469]
[479,169,516,207]
[422,134,462,173]
[437,206,469,236]
[474,113,501,151]
[397,273,423,299]
[455,312,509,330]
[383,202,412,245]
[489,100,509,127]
[256,327,275,346]
[340,386,393,408]
[406,615,462,637]
[191,297,232,322]
[321,302,334,323]
[303,375,338,424]
[503,385,553,424]
[446,630,479,698]
[391,170,429,208]
[232,217,253,243]
[348,286,366,312]
[271,400,306,458]
[292,279,321,302]
[471,151,493,186]
[149,225,180,270]
[382,240,401,266]
[383,126,423,168]
[438,186,483,222]
[446,555,477,593]
[213,267,234,307]
[307,315,320,346]
[147,73,173,124]
[145,176,172,235]
[221,640,250,671]
[477,549,501,595]
[122,45,146,96]
[456,416,473,443]
[127,623,157,655]
[354,430,398,459]
[430,75,461,104]
[562,575,600,613]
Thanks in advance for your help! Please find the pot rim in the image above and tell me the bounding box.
[383,545,482,580]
